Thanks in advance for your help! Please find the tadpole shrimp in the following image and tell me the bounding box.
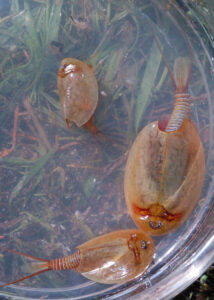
[124,37,205,235]
[0,229,155,287]
[58,58,99,134]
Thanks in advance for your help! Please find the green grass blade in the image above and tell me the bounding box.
[9,150,54,202]
[135,41,162,131]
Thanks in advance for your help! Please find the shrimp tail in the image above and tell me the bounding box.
[165,57,191,132]
[0,248,50,288]
[82,117,99,134]
[148,19,192,132]
[173,57,191,93]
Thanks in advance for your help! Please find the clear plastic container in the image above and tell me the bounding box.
[0,0,213,299]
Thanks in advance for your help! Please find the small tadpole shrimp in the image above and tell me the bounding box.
[0,229,155,287]
[58,58,99,134]
[124,46,205,235]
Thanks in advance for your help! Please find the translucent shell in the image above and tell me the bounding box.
[58,58,98,128]
[76,229,155,284]
[124,119,205,235]
[0,230,155,287]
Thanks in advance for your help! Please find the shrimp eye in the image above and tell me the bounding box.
[140,240,147,249]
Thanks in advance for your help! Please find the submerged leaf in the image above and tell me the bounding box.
[135,41,161,131]
[9,150,54,202]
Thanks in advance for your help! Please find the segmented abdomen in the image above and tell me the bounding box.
[49,251,80,270]
[166,92,190,132]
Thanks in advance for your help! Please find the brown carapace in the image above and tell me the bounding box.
[58,58,99,134]
[0,229,155,287]
[124,57,205,235]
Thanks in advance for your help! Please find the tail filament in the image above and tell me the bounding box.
[0,249,80,288]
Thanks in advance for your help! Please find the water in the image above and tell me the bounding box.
[0,1,213,299]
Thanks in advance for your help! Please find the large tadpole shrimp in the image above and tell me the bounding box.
[0,229,155,287]
[124,35,205,235]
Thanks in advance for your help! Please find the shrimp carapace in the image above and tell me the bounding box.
[124,57,205,235]
[58,58,99,132]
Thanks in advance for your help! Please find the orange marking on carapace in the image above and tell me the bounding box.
[127,233,141,264]
[133,203,182,222]
[58,68,67,79]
